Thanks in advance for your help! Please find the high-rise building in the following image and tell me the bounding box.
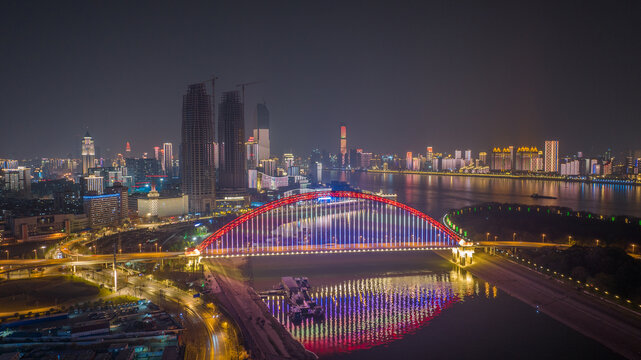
[426,147,433,162]
[181,83,216,213]
[544,140,559,173]
[454,150,462,159]
[81,132,95,175]
[125,141,131,154]
[516,147,538,172]
[218,90,247,194]
[340,124,347,167]
[255,103,270,162]
[283,153,295,169]
[246,136,258,169]
[83,194,122,228]
[162,142,173,176]
[3,167,31,194]
[154,146,160,160]
[83,175,104,195]
[478,152,487,166]
[310,162,323,184]
[406,152,413,170]
[105,182,129,219]
[464,150,472,161]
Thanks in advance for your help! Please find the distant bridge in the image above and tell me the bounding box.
[196,191,464,257]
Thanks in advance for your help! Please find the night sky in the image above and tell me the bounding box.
[1,0,640,159]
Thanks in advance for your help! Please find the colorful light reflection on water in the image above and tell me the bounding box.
[263,270,485,356]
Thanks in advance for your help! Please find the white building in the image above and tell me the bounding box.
[137,190,189,218]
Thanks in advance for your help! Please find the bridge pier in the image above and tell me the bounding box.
[452,247,475,266]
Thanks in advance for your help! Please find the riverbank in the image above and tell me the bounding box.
[459,251,641,360]
[366,169,640,186]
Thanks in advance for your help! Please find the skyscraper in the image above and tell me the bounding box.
[154,146,160,160]
[406,152,413,170]
[254,103,270,162]
[339,124,347,167]
[81,132,95,175]
[544,140,559,173]
[162,142,173,176]
[181,83,216,213]
[218,90,246,194]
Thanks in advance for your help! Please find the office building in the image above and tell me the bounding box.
[246,136,258,169]
[154,146,160,160]
[255,103,271,162]
[426,147,433,162]
[310,162,323,184]
[3,167,31,194]
[83,194,122,228]
[181,83,216,213]
[218,90,247,194]
[81,132,95,175]
[83,175,104,195]
[406,152,413,170]
[454,150,462,159]
[137,190,188,218]
[105,182,129,219]
[339,124,347,167]
[162,142,173,176]
[544,140,559,173]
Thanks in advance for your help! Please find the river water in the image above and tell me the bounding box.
[251,171,634,359]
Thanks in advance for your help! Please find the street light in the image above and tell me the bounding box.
[4,250,8,260]
[632,244,637,254]
[595,239,599,246]
[486,232,490,241]
[155,243,158,252]
[568,235,572,245]
[541,234,546,243]
[513,232,517,241]
[139,243,142,253]
[33,249,37,259]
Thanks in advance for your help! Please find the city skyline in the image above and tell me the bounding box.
[2,1,641,158]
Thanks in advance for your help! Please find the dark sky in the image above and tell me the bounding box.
[1,0,640,159]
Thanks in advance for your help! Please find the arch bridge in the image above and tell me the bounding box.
[196,191,467,258]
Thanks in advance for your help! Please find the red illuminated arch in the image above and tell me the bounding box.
[197,191,461,252]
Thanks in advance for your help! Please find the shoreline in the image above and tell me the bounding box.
[339,169,640,186]
[458,252,641,360]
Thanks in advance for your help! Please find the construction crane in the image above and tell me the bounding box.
[236,81,263,103]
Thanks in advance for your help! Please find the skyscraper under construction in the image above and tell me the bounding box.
[181,83,216,213]
[218,90,247,194]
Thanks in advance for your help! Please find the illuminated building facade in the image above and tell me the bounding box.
[83,194,122,228]
[81,132,95,175]
[406,152,413,170]
[544,140,559,173]
[181,83,216,213]
[3,167,31,194]
[490,147,512,171]
[162,142,173,176]
[339,124,347,167]
[515,146,538,172]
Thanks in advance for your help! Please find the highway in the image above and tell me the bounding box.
[465,252,641,360]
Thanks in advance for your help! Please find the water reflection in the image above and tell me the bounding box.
[264,270,493,356]
[329,171,641,218]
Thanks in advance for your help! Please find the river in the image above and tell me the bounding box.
[249,171,635,359]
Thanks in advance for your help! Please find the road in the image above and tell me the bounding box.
[84,268,231,360]
[464,252,641,360]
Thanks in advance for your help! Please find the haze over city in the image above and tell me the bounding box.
[1,2,641,360]
[2,0,640,158]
